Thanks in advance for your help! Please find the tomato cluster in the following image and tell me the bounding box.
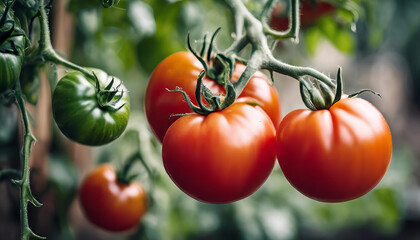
[145,51,281,142]
[145,52,281,203]
[145,52,393,204]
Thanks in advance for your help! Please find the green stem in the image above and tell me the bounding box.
[0,169,21,181]
[38,1,94,79]
[264,55,335,89]
[262,0,300,41]
[117,129,155,206]
[117,152,140,184]
[223,0,335,101]
[223,35,249,56]
[117,132,154,185]
[14,81,45,240]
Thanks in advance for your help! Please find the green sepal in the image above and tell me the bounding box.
[332,67,343,104]
[194,70,214,113]
[207,27,221,62]
[299,78,317,111]
[199,34,207,57]
[220,71,237,109]
[348,89,381,98]
[167,86,210,115]
[93,72,127,111]
[187,33,210,75]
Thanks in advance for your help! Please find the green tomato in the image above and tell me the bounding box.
[0,3,26,94]
[52,68,130,146]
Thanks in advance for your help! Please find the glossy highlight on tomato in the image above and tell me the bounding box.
[162,103,276,204]
[79,164,147,232]
[52,68,130,146]
[276,97,392,202]
[145,51,281,142]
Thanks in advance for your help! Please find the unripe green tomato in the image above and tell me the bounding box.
[52,68,130,146]
[0,35,25,94]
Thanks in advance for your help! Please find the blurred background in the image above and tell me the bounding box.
[1,0,420,239]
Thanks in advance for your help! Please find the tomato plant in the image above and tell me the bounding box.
[276,97,392,202]
[145,51,281,142]
[79,164,147,232]
[52,68,130,146]
[162,103,276,203]
[0,2,27,94]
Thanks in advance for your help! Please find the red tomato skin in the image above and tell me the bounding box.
[276,97,392,202]
[145,51,281,142]
[162,103,276,204]
[79,164,147,231]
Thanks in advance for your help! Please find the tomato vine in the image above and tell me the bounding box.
[0,0,130,239]
[12,80,44,239]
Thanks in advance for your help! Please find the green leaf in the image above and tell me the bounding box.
[331,28,355,53]
[317,16,355,54]
[305,27,322,56]
[48,154,78,201]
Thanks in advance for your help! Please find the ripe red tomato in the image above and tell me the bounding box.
[162,103,276,204]
[79,164,147,231]
[145,51,281,142]
[276,97,392,202]
[270,0,336,31]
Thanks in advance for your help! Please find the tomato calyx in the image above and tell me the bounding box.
[300,67,381,110]
[94,72,126,112]
[299,67,340,110]
[167,30,240,116]
[168,68,236,116]
[187,28,235,86]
